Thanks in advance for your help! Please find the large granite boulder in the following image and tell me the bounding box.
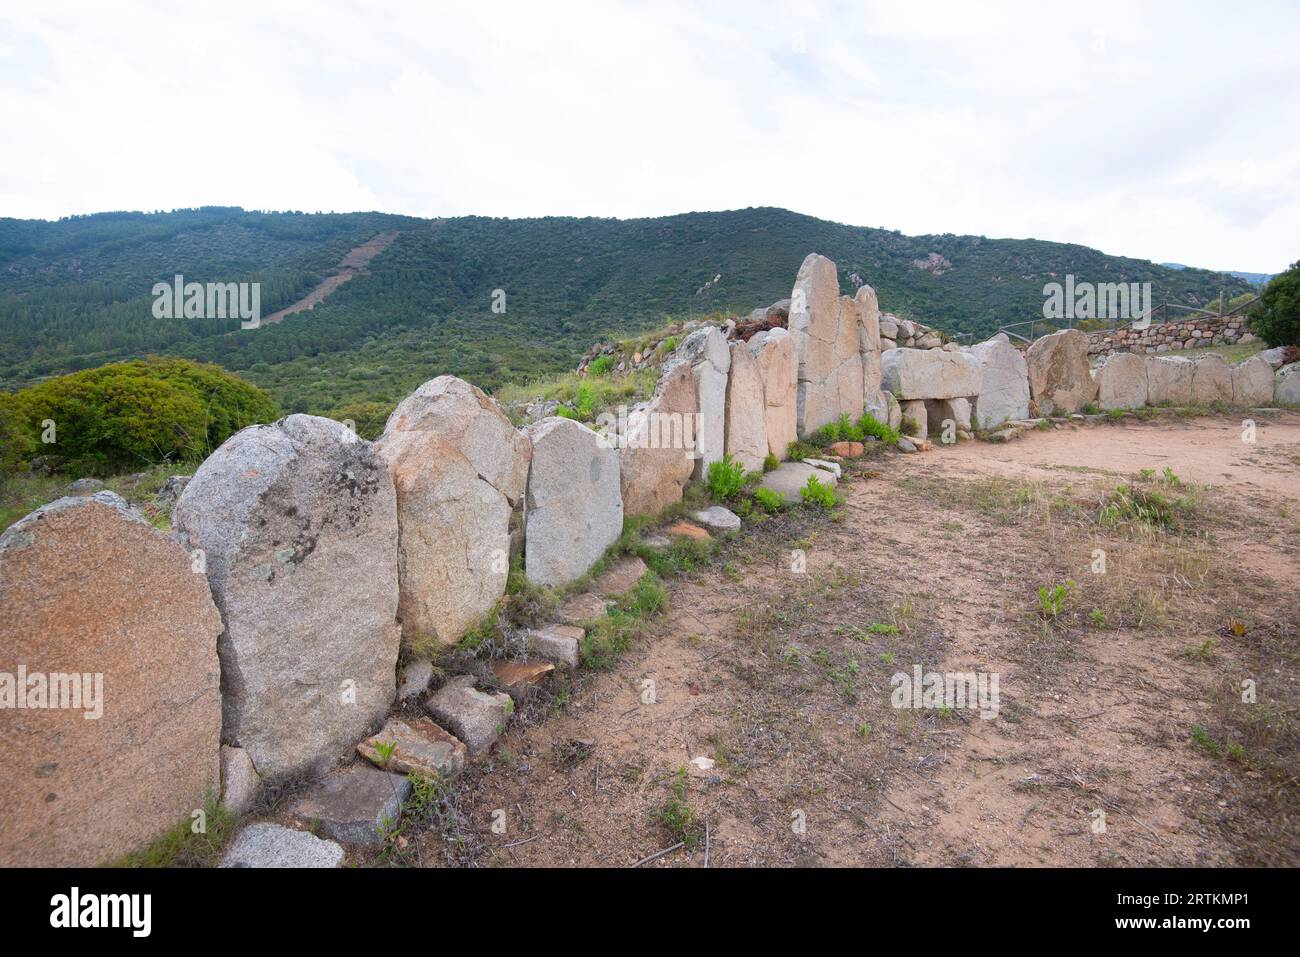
[1230,355,1276,406]
[377,377,530,647]
[1094,352,1148,410]
[970,333,1030,428]
[724,340,768,472]
[749,328,798,459]
[1188,355,1233,405]
[620,364,697,517]
[1146,355,1195,405]
[174,415,400,781]
[789,254,867,435]
[881,348,982,400]
[523,417,623,587]
[1026,329,1097,414]
[664,327,730,478]
[0,493,223,866]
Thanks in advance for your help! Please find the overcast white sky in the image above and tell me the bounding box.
[2,0,1296,271]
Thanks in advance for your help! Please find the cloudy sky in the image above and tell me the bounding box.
[2,0,1296,272]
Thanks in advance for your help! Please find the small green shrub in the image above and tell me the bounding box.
[1037,580,1075,618]
[707,454,746,499]
[753,487,786,512]
[588,355,614,377]
[857,411,900,445]
[801,474,838,509]
[762,452,780,472]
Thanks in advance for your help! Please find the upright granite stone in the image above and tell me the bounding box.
[1188,355,1233,404]
[523,417,623,587]
[970,333,1030,428]
[174,414,400,782]
[1026,329,1097,414]
[664,327,730,478]
[1095,352,1148,410]
[856,285,888,423]
[789,254,867,435]
[1231,355,1276,406]
[620,364,697,517]
[749,328,798,460]
[724,339,768,472]
[1275,363,1300,405]
[881,348,982,400]
[1146,355,1195,405]
[377,376,530,647]
[0,493,222,866]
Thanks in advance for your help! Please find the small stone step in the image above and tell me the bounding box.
[492,659,555,700]
[290,765,410,846]
[556,592,611,625]
[758,462,840,504]
[692,505,741,531]
[594,556,648,597]
[221,822,344,868]
[357,716,466,778]
[525,623,583,668]
[424,675,513,756]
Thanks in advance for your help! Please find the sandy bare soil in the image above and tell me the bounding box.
[364,412,1300,868]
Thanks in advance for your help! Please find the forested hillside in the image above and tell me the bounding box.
[0,206,1253,416]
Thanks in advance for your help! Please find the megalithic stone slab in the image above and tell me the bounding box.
[174,414,400,782]
[0,492,223,866]
[522,417,622,588]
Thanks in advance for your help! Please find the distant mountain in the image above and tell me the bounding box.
[1,206,1255,414]
[1161,262,1273,285]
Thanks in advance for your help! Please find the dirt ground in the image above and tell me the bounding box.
[396,411,1300,868]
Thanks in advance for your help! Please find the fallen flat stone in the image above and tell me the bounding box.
[492,660,555,700]
[692,505,741,531]
[525,624,584,668]
[221,823,344,868]
[759,461,840,505]
[896,437,919,452]
[357,716,466,778]
[802,458,842,479]
[291,765,410,846]
[424,676,512,756]
[665,520,711,541]
[221,745,260,816]
[555,592,612,625]
[0,492,223,867]
[594,556,649,597]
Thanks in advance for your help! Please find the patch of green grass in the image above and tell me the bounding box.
[753,486,786,513]
[857,411,901,445]
[787,439,820,460]
[109,793,235,867]
[649,767,704,850]
[587,354,614,377]
[1179,639,1217,663]
[581,573,668,669]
